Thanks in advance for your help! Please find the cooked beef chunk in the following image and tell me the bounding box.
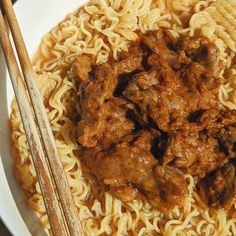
[81,131,188,211]
[78,97,134,149]
[215,125,236,159]
[77,62,134,148]
[113,43,144,74]
[176,36,222,76]
[146,165,188,212]
[197,162,236,210]
[123,62,222,132]
[164,127,227,177]
[74,29,236,211]
[72,55,95,81]
[81,131,156,189]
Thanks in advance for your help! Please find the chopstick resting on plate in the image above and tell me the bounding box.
[0,0,83,235]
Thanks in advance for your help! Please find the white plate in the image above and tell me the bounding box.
[0,0,87,235]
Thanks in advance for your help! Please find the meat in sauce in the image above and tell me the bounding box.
[197,161,236,210]
[73,29,236,212]
[81,131,187,212]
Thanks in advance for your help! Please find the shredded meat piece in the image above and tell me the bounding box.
[78,97,134,148]
[176,36,222,76]
[164,128,227,177]
[81,131,155,188]
[147,166,188,212]
[215,126,236,160]
[123,62,185,132]
[72,55,95,81]
[197,162,236,210]
[142,30,191,69]
[81,131,187,211]
[110,185,138,202]
[74,29,236,211]
[77,63,134,148]
[113,44,143,74]
[123,62,222,132]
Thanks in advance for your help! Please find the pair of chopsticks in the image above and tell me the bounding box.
[0,0,83,235]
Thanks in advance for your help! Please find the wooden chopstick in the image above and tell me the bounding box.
[0,0,83,235]
[0,10,69,236]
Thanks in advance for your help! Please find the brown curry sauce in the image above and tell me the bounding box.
[73,30,236,213]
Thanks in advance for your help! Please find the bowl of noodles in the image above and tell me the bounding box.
[1,0,236,235]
